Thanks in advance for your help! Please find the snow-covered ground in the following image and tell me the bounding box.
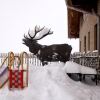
[0,62,100,100]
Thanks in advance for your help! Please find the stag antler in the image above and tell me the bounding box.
[33,26,45,39]
[24,29,32,40]
[24,25,53,40]
[34,27,53,40]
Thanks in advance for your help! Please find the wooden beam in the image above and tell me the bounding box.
[67,5,99,17]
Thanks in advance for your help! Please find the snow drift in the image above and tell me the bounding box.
[0,62,100,100]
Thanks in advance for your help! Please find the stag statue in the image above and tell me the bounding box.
[23,26,72,65]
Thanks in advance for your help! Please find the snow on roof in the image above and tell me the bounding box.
[80,66,97,74]
[64,61,97,74]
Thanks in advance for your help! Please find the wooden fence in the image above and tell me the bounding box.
[0,51,100,68]
[0,53,43,67]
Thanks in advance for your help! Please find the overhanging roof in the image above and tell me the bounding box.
[65,0,98,38]
[65,0,97,13]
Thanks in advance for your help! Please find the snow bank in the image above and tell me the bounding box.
[81,66,97,74]
[64,61,97,74]
[0,62,100,100]
[63,61,81,73]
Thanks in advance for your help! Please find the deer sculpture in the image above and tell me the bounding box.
[23,26,72,65]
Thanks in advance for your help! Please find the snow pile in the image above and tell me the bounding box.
[63,61,81,73]
[64,61,97,74]
[80,66,97,74]
[0,62,100,100]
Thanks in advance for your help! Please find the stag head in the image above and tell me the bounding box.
[23,25,53,54]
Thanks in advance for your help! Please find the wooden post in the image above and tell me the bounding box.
[20,52,29,87]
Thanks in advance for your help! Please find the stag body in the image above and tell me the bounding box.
[38,44,72,63]
[23,26,72,65]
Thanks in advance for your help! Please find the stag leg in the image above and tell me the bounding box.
[42,61,48,66]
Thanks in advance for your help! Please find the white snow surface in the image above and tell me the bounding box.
[64,61,97,74]
[0,62,100,100]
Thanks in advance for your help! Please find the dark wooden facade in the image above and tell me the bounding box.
[68,9,82,38]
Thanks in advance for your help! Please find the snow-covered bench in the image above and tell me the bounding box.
[63,61,99,85]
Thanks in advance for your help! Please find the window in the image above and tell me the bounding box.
[88,32,90,50]
[94,24,97,50]
[84,36,86,52]
[80,41,81,52]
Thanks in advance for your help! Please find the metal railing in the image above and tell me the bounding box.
[70,51,100,69]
